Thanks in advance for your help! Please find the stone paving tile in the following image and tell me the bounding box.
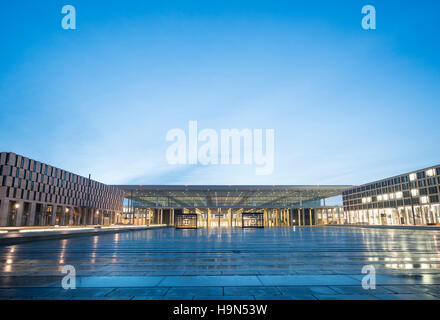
[328,285,394,295]
[9,296,73,300]
[256,294,316,300]
[193,296,255,300]
[166,287,223,297]
[159,276,262,287]
[56,287,114,297]
[2,227,440,300]
[221,270,262,275]
[423,285,440,297]
[70,296,133,300]
[347,274,440,285]
[105,271,177,276]
[76,276,164,287]
[224,286,282,296]
[373,293,439,300]
[0,276,59,288]
[105,287,169,297]
[0,288,60,298]
[0,287,115,299]
[278,286,338,295]
[132,295,194,300]
[314,294,379,300]
[258,275,360,286]
[382,285,433,294]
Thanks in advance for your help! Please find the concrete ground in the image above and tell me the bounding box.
[0,226,440,300]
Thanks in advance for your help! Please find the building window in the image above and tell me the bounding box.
[409,173,417,181]
[429,186,438,194]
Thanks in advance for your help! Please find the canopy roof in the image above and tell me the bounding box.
[114,185,352,209]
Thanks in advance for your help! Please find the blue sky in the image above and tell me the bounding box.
[0,0,439,186]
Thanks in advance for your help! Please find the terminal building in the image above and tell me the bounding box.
[0,152,124,227]
[343,165,440,226]
[1,151,439,227]
[116,185,348,228]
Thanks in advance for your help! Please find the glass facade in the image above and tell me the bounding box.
[117,185,350,228]
[342,165,440,226]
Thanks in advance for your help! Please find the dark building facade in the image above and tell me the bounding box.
[343,165,440,225]
[0,152,124,227]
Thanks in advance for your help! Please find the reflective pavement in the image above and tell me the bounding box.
[0,226,440,300]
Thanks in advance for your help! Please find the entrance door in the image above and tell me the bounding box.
[45,206,53,225]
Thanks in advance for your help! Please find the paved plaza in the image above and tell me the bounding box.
[0,226,440,300]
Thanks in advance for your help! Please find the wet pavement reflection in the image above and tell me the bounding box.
[0,227,439,300]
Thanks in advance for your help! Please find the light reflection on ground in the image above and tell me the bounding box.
[0,226,439,300]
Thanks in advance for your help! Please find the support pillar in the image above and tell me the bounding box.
[89,208,94,225]
[14,201,24,227]
[0,199,9,227]
[41,204,47,226]
[263,209,267,227]
[82,207,87,225]
[29,202,37,226]
[51,205,57,225]
[207,208,210,228]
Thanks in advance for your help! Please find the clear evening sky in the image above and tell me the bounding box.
[0,1,439,185]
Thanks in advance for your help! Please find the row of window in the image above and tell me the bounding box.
[344,195,440,210]
[0,153,123,196]
[3,153,89,184]
[1,175,122,202]
[343,167,440,196]
[5,187,122,209]
[345,178,440,201]
[0,164,121,196]
[345,187,440,205]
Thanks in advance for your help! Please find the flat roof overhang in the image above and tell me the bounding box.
[113,185,353,209]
